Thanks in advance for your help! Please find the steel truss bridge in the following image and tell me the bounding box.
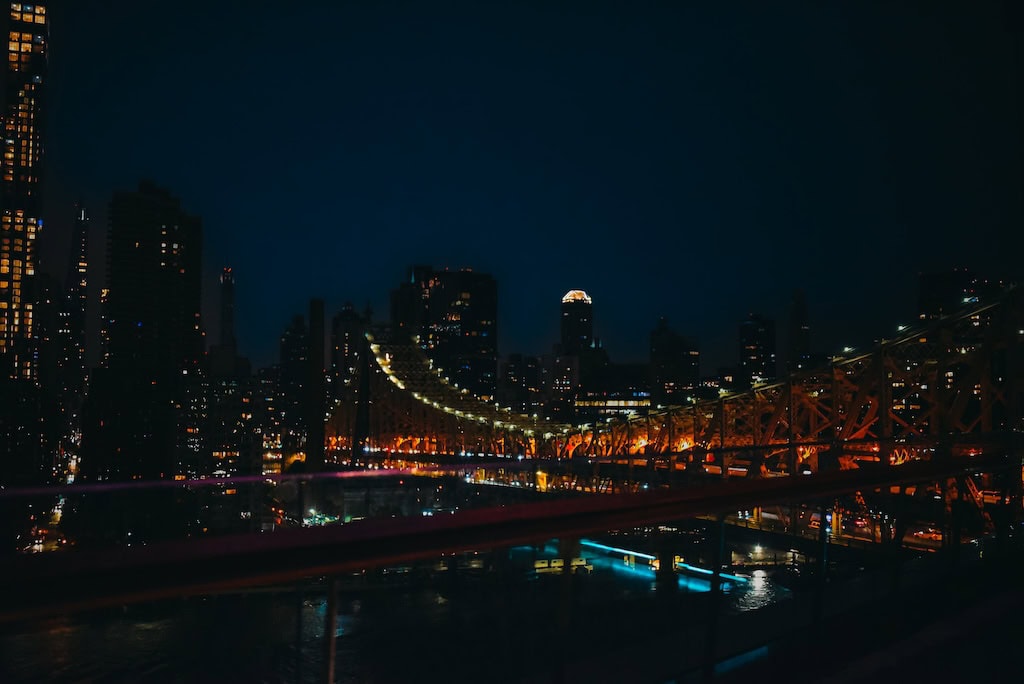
[330,291,1023,474]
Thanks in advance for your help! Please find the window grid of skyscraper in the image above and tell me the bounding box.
[0,2,46,379]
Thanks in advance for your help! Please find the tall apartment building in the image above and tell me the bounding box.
[391,266,498,400]
[0,2,47,380]
[81,182,204,481]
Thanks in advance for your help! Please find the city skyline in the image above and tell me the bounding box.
[34,1,1022,371]
[3,6,1023,680]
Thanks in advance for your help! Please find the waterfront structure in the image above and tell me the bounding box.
[0,2,47,380]
[739,313,776,387]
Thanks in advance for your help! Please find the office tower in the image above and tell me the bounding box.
[306,298,325,471]
[545,353,579,420]
[787,289,812,372]
[81,182,204,481]
[209,267,249,377]
[254,365,283,474]
[917,269,974,321]
[330,301,368,401]
[498,353,544,415]
[560,289,593,355]
[649,317,699,405]
[390,264,433,337]
[390,266,498,400]
[208,266,255,478]
[218,266,235,350]
[58,202,88,397]
[278,313,309,460]
[739,313,776,387]
[0,3,47,380]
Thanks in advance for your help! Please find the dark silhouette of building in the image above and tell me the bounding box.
[0,273,60,487]
[560,289,593,355]
[254,365,282,474]
[575,362,651,422]
[277,313,309,463]
[918,269,975,321]
[58,203,89,400]
[0,4,47,382]
[207,267,256,479]
[330,301,369,402]
[787,289,812,372]
[544,353,579,420]
[81,182,204,481]
[390,266,498,400]
[217,266,236,350]
[739,313,776,387]
[306,298,326,471]
[649,317,699,405]
[498,353,544,416]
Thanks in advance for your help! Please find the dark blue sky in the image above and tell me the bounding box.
[40,1,1022,370]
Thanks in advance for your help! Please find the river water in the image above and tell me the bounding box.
[1,540,788,683]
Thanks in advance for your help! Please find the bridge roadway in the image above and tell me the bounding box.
[1,452,1015,625]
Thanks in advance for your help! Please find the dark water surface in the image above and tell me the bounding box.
[1,546,788,684]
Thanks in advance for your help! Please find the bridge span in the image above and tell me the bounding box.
[330,293,1023,478]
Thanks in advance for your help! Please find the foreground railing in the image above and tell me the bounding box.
[2,447,1022,683]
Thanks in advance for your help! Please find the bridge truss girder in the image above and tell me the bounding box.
[572,293,1024,474]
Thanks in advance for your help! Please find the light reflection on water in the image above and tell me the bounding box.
[731,569,784,612]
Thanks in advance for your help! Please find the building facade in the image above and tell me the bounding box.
[649,317,699,405]
[390,266,498,400]
[560,289,593,355]
[739,313,776,387]
[81,182,204,481]
[0,2,47,380]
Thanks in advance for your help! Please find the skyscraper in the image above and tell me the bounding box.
[277,313,309,461]
[218,266,236,350]
[81,182,204,481]
[917,269,975,321]
[0,3,47,380]
[330,301,368,401]
[649,317,699,404]
[57,202,89,399]
[390,266,498,400]
[787,289,812,372]
[739,313,776,387]
[560,289,593,355]
[208,266,255,479]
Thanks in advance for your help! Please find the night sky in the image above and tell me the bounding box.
[39,1,1022,371]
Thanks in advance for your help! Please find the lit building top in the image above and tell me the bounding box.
[561,289,592,305]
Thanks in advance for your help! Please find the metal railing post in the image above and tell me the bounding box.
[323,576,338,684]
